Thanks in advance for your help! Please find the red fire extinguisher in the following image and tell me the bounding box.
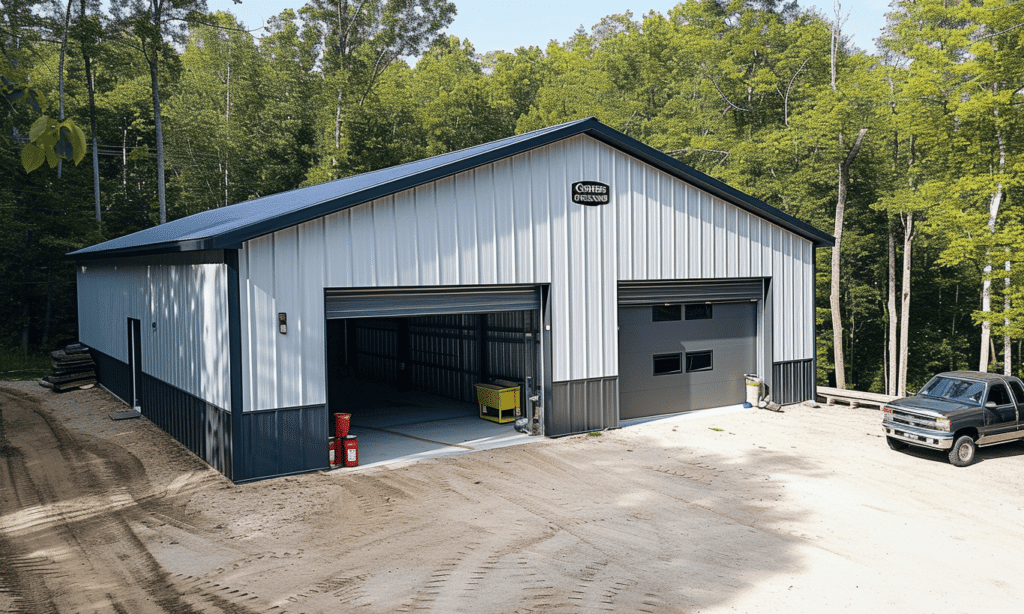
[328,437,340,468]
[343,435,359,467]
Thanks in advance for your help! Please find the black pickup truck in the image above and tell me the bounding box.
[882,371,1024,466]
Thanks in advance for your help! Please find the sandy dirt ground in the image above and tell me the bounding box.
[2,380,1024,613]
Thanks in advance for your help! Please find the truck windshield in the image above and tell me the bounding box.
[918,377,985,404]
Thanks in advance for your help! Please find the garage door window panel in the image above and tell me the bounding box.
[685,304,713,320]
[653,353,682,375]
[686,350,713,373]
[652,305,682,322]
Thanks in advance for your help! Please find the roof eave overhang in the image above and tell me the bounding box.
[67,239,219,262]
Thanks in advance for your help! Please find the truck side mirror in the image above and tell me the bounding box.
[985,401,998,409]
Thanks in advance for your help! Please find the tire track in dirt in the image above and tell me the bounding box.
[0,540,60,614]
[394,540,484,612]
[0,387,260,613]
[297,573,370,610]
[173,575,266,614]
[0,396,62,614]
[651,460,723,485]
[440,454,679,613]
[390,462,610,614]
[264,472,440,611]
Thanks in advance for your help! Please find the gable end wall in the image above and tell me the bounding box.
[239,135,815,412]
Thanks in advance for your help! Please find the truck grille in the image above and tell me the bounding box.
[891,409,939,430]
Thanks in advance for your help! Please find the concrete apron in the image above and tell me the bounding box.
[330,400,540,471]
[618,403,752,428]
[332,395,750,471]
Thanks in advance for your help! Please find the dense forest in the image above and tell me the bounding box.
[1,0,1022,394]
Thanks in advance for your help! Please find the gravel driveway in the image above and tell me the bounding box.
[2,381,1022,613]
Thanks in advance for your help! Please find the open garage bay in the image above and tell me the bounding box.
[326,309,544,466]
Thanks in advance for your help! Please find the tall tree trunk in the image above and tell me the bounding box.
[334,88,343,166]
[979,185,1002,372]
[224,52,230,207]
[885,83,899,395]
[144,0,168,224]
[830,184,846,389]
[21,303,30,356]
[830,1,839,91]
[830,127,868,389]
[81,0,100,225]
[1004,257,1011,376]
[87,57,101,223]
[887,226,898,395]
[980,114,1006,371]
[121,125,128,197]
[41,268,52,348]
[150,57,167,224]
[897,212,914,396]
[56,0,73,179]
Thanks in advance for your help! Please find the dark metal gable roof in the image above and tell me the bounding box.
[69,118,833,260]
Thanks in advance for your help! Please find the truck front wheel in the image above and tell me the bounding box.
[948,435,977,467]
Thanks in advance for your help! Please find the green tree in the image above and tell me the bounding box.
[112,0,207,224]
[887,0,1024,376]
[297,0,457,184]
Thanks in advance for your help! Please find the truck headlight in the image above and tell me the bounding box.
[935,417,951,432]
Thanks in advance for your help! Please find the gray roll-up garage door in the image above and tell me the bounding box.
[618,278,763,305]
[618,279,761,420]
[325,285,541,319]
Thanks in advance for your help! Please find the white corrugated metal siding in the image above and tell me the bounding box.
[238,134,816,412]
[76,254,231,409]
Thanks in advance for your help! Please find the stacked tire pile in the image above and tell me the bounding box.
[39,344,96,391]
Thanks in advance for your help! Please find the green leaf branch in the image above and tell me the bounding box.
[2,69,87,173]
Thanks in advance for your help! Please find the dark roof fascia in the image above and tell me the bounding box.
[67,239,219,262]
[581,123,835,248]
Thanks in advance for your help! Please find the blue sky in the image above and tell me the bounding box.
[214,0,892,55]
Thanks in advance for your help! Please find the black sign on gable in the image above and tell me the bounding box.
[571,181,611,206]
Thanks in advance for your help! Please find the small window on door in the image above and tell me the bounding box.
[987,384,1012,406]
[685,304,713,320]
[652,305,682,322]
[686,350,713,372]
[1009,381,1024,405]
[653,353,682,375]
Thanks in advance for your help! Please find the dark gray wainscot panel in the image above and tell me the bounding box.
[236,405,328,483]
[772,359,815,405]
[548,377,619,436]
[92,348,132,407]
[93,348,233,479]
[138,373,233,479]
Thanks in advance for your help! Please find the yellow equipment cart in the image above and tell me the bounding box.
[475,383,520,424]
